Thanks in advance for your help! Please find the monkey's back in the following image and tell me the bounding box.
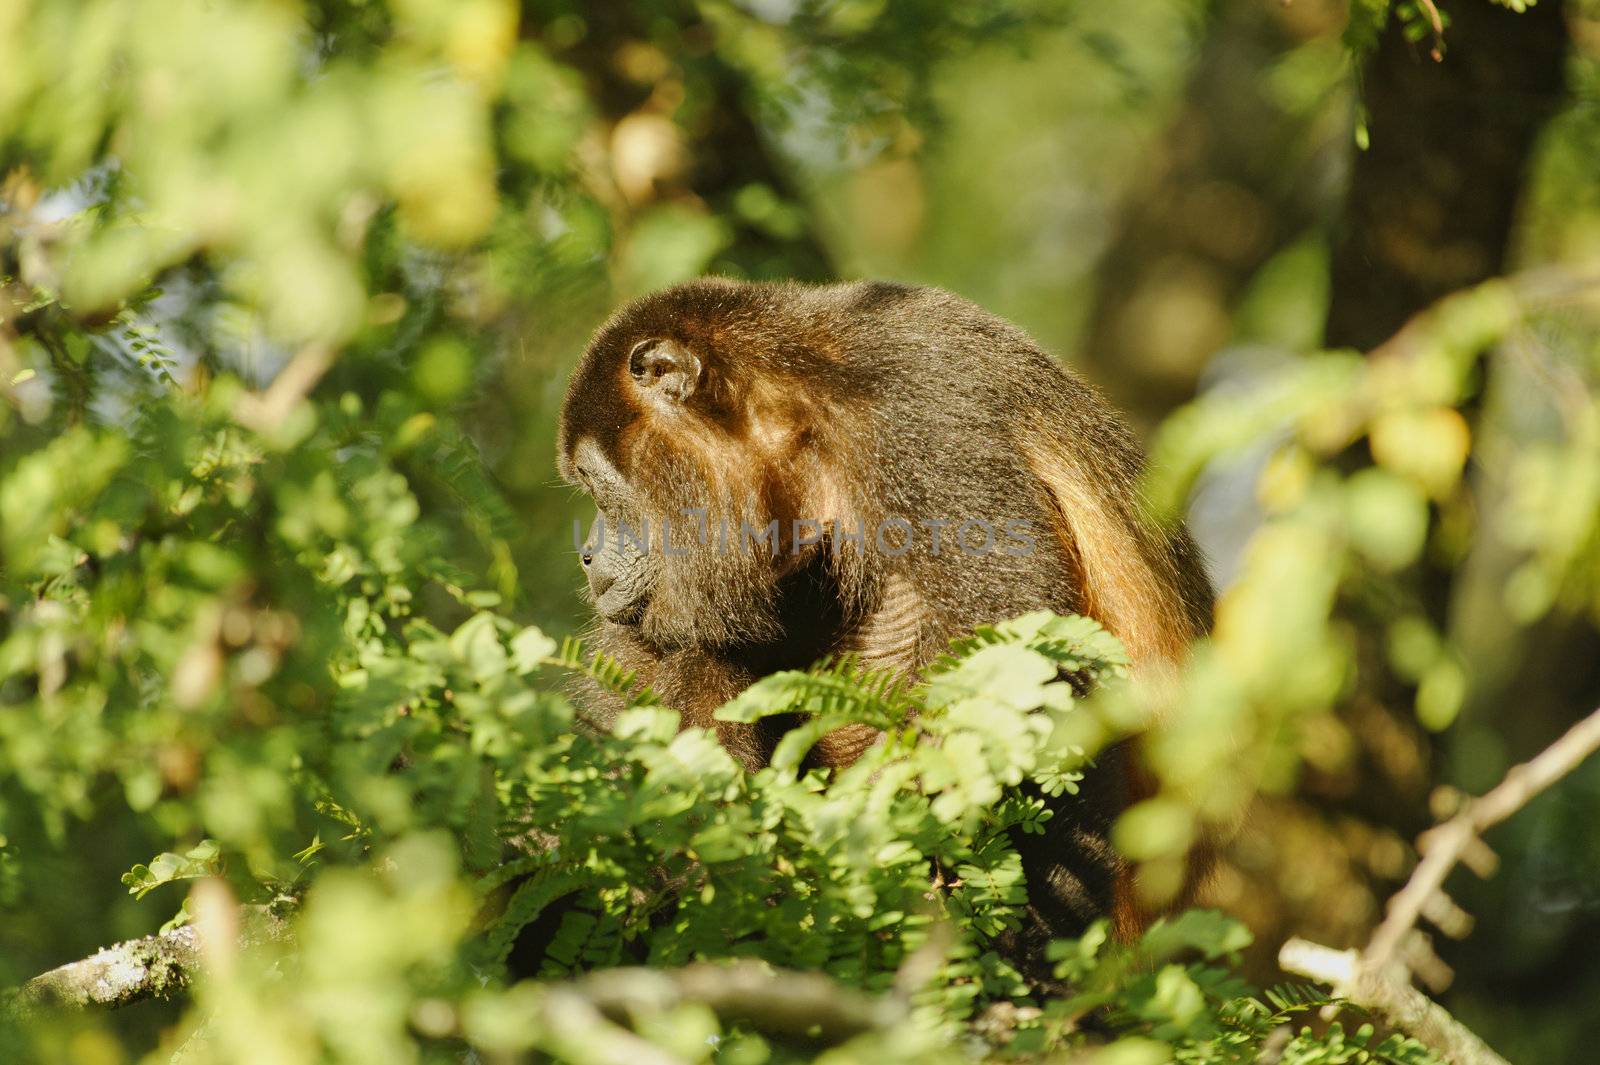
[750,279,1213,661]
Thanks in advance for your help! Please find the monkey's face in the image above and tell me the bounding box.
[559,285,832,651]
[570,435,656,627]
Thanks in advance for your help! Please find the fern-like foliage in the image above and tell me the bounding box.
[0,389,1447,1063]
[546,634,663,711]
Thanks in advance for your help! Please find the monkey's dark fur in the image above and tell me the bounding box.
[557,278,1213,955]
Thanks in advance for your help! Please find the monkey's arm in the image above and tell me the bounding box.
[583,622,799,772]
[806,573,931,767]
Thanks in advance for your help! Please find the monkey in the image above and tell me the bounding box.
[556,277,1213,958]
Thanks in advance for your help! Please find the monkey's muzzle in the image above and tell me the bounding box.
[580,512,650,624]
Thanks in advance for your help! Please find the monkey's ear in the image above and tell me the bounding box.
[628,339,701,404]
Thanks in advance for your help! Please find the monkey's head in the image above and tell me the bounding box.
[558,280,858,651]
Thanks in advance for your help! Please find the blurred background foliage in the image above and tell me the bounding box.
[2,0,1600,1061]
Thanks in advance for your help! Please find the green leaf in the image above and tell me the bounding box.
[450,611,510,682]
[121,841,223,900]
[510,625,557,675]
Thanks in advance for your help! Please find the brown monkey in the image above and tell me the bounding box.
[557,278,1212,950]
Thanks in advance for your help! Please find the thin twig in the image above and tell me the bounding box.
[1415,0,1447,60]
[1366,704,1600,969]
[234,343,333,432]
[1279,705,1600,1065]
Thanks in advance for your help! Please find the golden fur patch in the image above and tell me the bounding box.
[1020,437,1198,671]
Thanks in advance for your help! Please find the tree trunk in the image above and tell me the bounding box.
[1324,0,1569,350]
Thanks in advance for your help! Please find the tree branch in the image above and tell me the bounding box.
[565,961,908,1045]
[3,907,289,1018]
[1365,703,1600,970]
[1279,704,1600,1065]
[1278,939,1508,1065]
[8,919,912,1057]
[6,926,201,1014]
